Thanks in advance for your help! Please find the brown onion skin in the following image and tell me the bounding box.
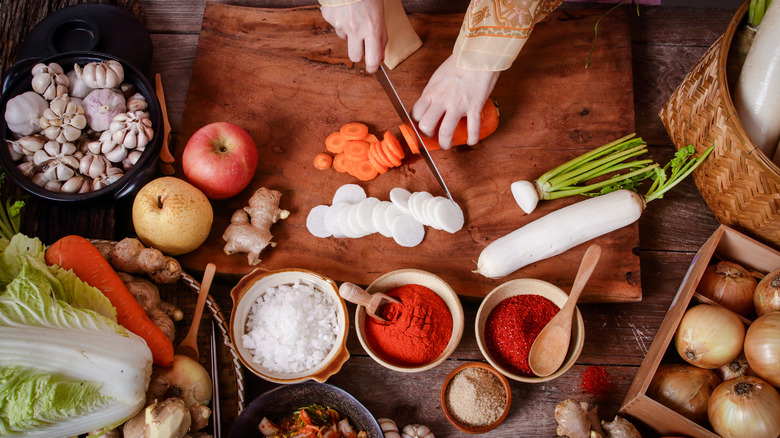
[744,312,780,387]
[708,376,780,438]
[648,363,721,424]
[754,268,780,316]
[696,261,756,317]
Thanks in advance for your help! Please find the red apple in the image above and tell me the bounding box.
[182,122,258,199]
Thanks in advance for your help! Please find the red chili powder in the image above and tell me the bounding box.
[581,365,613,397]
[364,284,453,367]
[484,294,560,376]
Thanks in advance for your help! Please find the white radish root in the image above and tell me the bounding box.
[306,205,331,238]
[511,180,540,214]
[390,214,425,247]
[389,187,411,214]
[332,183,366,205]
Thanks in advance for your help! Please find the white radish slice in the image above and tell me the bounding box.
[338,204,362,238]
[347,204,370,237]
[332,183,366,205]
[356,197,380,234]
[511,180,539,214]
[389,187,412,214]
[306,204,332,238]
[325,202,349,238]
[384,204,404,233]
[424,197,443,230]
[434,199,465,233]
[409,191,433,225]
[372,201,394,238]
[390,214,425,247]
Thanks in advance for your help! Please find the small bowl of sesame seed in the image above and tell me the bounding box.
[440,362,512,434]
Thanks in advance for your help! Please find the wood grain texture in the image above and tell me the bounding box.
[174,3,642,302]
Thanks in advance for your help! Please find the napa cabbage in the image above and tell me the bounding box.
[0,234,152,437]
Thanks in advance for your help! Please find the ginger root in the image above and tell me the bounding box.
[223,187,289,265]
[108,237,182,283]
[554,399,640,438]
[120,273,176,342]
[123,397,191,438]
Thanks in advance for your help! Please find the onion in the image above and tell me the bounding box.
[717,353,752,381]
[708,376,780,438]
[696,261,757,317]
[674,304,745,369]
[754,268,780,316]
[647,363,720,424]
[743,312,780,387]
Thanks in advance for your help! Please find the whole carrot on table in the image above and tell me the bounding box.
[45,235,174,367]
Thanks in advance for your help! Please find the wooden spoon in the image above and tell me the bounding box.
[338,282,400,322]
[528,244,602,377]
[176,263,216,361]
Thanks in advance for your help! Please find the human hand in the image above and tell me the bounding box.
[411,55,500,149]
[320,0,388,73]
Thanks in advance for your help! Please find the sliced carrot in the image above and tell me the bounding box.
[372,141,395,168]
[333,153,350,173]
[382,131,405,160]
[352,159,379,181]
[340,123,369,140]
[343,140,370,159]
[367,150,388,174]
[381,139,403,167]
[313,152,333,170]
[399,123,439,154]
[365,133,379,145]
[325,131,347,154]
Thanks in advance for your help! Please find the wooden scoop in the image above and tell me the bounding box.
[176,263,216,360]
[528,244,601,377]
[338,282,400,322]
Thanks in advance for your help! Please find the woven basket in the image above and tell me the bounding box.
[659,0,780,248]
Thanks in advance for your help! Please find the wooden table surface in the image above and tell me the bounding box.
[4,0,745,436]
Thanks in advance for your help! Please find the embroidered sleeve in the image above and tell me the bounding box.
[453,0,565,71]
[319,0,364,6]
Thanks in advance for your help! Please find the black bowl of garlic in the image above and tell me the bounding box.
[0,51,162,202]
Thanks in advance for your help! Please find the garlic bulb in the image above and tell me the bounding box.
[378,418,401,438]
[40,95,87,143]
[79,153,113,180]
[401,424,434,438]
[99,130,127,163]
[77,60,124,89]
[31,62,69,100]
[17,161,36,178]
[33,141,80,181]
[4,91,47,135]
[61,175,92,194]
[66,67,94,99]
[92,167,124,190]
[83,88,126,132]
[109,111,154,151]
[126,93,148,112]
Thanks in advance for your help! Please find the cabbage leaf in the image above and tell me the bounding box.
[0,235,152,437]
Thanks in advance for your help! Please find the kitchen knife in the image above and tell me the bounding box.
[375,65,454,202]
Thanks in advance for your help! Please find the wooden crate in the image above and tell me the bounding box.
[619,225,780,437]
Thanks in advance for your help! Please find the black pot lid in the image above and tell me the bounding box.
[17,3,153,74]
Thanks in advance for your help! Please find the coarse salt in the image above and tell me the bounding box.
[242,281,339,374]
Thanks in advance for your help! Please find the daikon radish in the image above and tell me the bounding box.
[306,205,331,238]
[509,134,657,214]
[476,190,643,278]
[477,145,714,278]
[733,0,780,158]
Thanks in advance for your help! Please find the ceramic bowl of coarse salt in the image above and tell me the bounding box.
[475,278,584,383]
[356,268,464,373]
[229,268,349,384]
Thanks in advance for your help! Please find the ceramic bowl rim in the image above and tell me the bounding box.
[440,361,512,434]
[229,268,349,384]
[475,278,585,383]
[356,268,465,373]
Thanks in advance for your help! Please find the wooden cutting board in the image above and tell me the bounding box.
[175,3,641,303]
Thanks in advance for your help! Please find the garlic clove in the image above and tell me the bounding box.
[44,179,62,192]
[17,161,36,178]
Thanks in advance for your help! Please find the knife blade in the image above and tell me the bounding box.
[375,65,454,202]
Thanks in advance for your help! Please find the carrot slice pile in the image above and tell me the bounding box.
[315,123,406,181]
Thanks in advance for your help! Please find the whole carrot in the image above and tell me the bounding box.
[45,235,174,366]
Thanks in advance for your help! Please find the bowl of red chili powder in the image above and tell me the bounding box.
[476,278,585,383]
[356,269,465,372]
